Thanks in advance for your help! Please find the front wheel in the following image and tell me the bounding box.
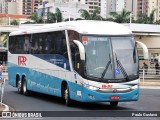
[22,78,29,96]
[110,101,118,107]
[63,85,72,106]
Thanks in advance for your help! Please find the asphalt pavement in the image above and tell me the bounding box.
[1,80,160,112]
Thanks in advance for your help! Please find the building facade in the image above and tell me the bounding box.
[16,0,23,15]
[136,0,160,21]
[137,0,148,15]
[0,0,17,14]
[85,0,101,13]
[23,0,43,15]
[38,2,89,20]
[0,0,43,15]
[101,0,135,18]
[148,0,160,21]
[1,0,160,20]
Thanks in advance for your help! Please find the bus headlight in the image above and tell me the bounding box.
[83,84,99,91]
[131,85,138,90]
[88,86,99,91]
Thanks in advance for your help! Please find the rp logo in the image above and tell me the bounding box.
[18,56,27,66]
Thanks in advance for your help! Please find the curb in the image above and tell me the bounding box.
[1,103,9,111]
[140,86,160,89]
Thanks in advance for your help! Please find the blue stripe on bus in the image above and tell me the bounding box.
[8,62,64,97]
[8,62,139,102]
[32,54,70,71]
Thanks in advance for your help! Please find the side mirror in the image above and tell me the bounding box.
[73,40,85,60]
[136,41,149,59]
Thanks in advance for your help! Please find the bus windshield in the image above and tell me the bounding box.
[83,36,138,82]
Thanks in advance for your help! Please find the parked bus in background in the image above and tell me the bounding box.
[8,21,145,106]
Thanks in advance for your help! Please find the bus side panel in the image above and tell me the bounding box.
[68,81,84,102]
[8,54,73,98]
[27,69,63,97]
[8,62,64,97]
[8,62,18,87]
[8,62,31,87]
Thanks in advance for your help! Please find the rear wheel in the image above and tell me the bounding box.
[17,80,22,94]
[22,78,29,96]
[110,101,118,107]
[63,85,72,106]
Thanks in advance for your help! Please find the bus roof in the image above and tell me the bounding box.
[9,20,132,36]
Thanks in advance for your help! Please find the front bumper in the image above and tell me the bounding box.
[81,87,139,102]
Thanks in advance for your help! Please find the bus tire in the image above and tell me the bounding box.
[110,101,118,107]
[17,80,22,94]
[22,78,29,96]
[63,84,72,106]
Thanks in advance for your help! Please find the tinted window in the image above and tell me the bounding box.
[31,31,68,60]
[9,31,68,60]
[9,35,30,54]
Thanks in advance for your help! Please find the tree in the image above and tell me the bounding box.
[29,12,44,24]
[75,18,84,21]
[108,9,131,23]
[55,8,63,22]
[0,32,8,47]
[148,9,156,24]
[136,9,156,24]
[45,8,63,23]
[135,13,149,24]
[46,12,56,23]
[155,20,160,24]
[64,17,74,21]
[78,9,102,20]
[10,19,19,25]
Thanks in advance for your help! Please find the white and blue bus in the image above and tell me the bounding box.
[8,21,142,106]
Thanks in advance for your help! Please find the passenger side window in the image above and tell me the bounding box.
[9,31,69,61]
[30,31,68,60]
[9,35,30,54]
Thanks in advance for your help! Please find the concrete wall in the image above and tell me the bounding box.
[135,36,160,49]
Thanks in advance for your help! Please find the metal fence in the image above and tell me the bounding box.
[139,68,160,79]
[139,68,160,86]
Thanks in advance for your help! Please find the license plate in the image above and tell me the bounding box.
[110,96,120,100]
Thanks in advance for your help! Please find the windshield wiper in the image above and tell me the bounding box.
[100,54,111,81]
[115,53,129,82]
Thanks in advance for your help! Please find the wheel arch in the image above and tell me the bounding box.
[21,74,26,81]
[61,80,71,97]
[16,74,20,87]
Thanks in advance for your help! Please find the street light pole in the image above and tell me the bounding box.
[8,16,10,25]
[129,13,133,28]
[130,13,132,24]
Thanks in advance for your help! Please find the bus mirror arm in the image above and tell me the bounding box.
[136,41,149,59]
[73,40,85,60]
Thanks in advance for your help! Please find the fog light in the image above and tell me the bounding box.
[132,93,138,99]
